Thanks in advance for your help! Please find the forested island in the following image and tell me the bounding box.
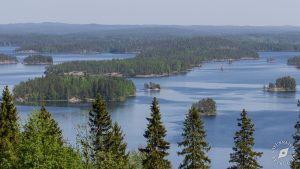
[0,53,18,64]
[288,56,300,68]
[45,37,259,77]
[192,98,217,116]
[144,82,160,91]
[13,75,136,103]
[264,76,296,92]
[23,55,53,65]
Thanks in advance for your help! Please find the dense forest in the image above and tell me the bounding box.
[13,75,136,102]
[288,56,300,67]
[0,53,18,64]
[23,55,53,65]
[265,76,296,92]
[45,37,259,77]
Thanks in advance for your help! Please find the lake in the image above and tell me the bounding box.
[0,46,299,169]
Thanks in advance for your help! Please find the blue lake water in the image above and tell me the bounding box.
[1,46,300,168]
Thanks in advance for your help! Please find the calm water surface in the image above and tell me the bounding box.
[1,47,300,169]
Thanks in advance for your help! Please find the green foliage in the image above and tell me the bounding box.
[275,76,296,90]
[13,75,136,102]
[192,98,217,116]
[88,94,129,169]
[18,106,82,169]
[0,53,18,63]
[228,109,262,169]
[129,150,146,169]
[0,86,19,169]
[23,55,53,65]
[109,123,129,167]
[178,106,211,169]
[144,82,160,90]
[288,56,300,67]
[139,97,171,169]
[45,37,258,77]
[291,100,300,169]
[268,76,297,91]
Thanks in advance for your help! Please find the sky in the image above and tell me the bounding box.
[0,0,300,26]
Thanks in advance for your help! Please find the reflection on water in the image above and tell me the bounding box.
[1,47,300,168]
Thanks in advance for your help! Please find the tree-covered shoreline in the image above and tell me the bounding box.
[264,76,296,92]
[288,56,300,68]
[0,53,18,64]
[23,55,53,65]
[45,37,259,77]
[13,75,136,103]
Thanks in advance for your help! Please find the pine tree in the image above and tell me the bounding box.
[19,106,82,168]
[228,109,262,169]
[89,94,113,168]
[139,97,171,169]
[0,86,19,169]
[178,106,211,169]
[291,100,300,169]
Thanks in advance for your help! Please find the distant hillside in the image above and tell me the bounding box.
[0,23,300,35]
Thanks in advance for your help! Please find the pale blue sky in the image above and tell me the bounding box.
[1,0,300,26]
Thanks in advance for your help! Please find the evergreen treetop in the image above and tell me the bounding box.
[228,109,262,169]
[291,100,300,169]
[89,94,113,153]
[139,97,171,169]
[0,86,19,169]
[178,106,211,169]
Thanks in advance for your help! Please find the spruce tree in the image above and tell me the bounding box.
[39,104,63,144]
[291,100,300,169]
[109,122,129,167]
[19,106,82,168]
[178,106,211,169]
[139,97,171,169]
[0,86,19,168]
[89,94,113,168]
[228,109,262,169]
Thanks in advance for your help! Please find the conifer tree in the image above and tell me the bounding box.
[139,97,171,169]
[109,122,129,167]
[228,109,262,169]
[89,94,113,168]
[291,100,300,169]
[39,104,63,144]
[19,106,82,168]
[178,106,211,169]
[0,86,19,169]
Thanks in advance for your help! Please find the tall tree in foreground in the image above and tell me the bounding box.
[178,106,211,169]
[0,86,19,169]
[228,109,262,169]
[19,106,82,168]
[139,97,171,169]
[89,94,113,168]
[109,122,130,167]
[291,100,300,169]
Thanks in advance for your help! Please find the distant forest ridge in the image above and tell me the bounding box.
[0,23,300,35]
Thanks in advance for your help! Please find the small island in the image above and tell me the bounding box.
[192,98,217,116]
[264,76,296,92]
[13,75,136,103]
[267,57,275,63]
[287,56,300,68]
[23,55,53,65]
[0,54,18,64]
[144,82,161,91]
